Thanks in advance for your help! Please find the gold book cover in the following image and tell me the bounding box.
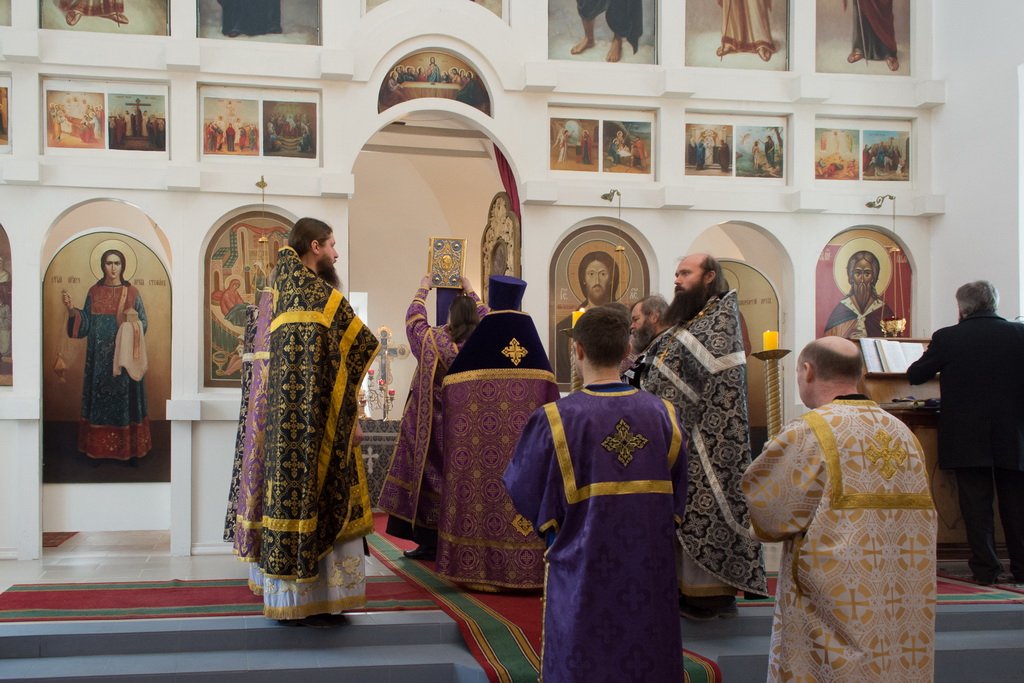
[427,237,466,288]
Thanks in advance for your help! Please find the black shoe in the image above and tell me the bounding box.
[679,602,739,621]
[299,613,347,629]
[403,546,436,561]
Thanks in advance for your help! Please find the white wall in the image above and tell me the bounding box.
[0,0,984,558]
[930,4,1024,325]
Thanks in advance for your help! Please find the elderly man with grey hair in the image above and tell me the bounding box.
[909,280,1024,585]
[622,293,669,387]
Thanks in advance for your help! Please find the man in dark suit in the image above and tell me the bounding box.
[908,281,1024,584]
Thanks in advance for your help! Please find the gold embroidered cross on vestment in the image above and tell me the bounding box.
[602,419,649,467]
[502,338,528,366]
[512,514,534,536]
[865,430,909,480]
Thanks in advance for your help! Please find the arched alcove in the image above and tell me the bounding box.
[349,109,506,421]
[40,199,173,537]
[547,219,653,389]
[815,225,914,340]
[689,220,791,454]
[200,206,295,388]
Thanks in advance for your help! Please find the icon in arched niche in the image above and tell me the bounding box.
[205,211,292,387]
[480,191,521,304]
[720,259,779,456]
[0,222,11,385]
[43,232,171,482]
[816,228,912,339]
[549,225,649,389]
[378,51,491,116]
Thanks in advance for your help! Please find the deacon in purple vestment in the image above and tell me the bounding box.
[379,275,487,558]
[436,275,560,591]
[505,305,687,682]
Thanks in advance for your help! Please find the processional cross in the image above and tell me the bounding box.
[366,326,409,420]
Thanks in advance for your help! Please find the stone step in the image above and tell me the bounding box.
[1,612,463,659]
[685,604,1024,683]
[0,612,487,683]
[0,644,485,682]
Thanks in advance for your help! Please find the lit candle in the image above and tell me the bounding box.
[571,308,585,327]
[378,379,385,386]
[762,330,779,351]
[388,389,396,396]
[367,368,375,376]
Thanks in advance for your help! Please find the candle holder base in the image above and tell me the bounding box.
[751,349,792,441]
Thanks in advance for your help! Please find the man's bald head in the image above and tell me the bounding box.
[797,336,864,409]
[798,337,864,381]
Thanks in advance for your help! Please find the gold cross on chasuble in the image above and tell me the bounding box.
[511,514,535,537]
[865,430,909,480]
[602,419,649,467]
[502,338,528,366]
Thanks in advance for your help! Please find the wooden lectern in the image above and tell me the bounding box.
[858,338,1007,558]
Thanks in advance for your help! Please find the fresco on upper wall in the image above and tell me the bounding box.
[0,1,11,26]
[550,118,599,172]
[736,125,783,178]
[198,0,320,45]
[378,51,490,116]
[686,123,733,176]
[0,223,10,385]
[40,0,169,35]
[205,211,291,387]
[862,129,909,181]
[549,225,650,390]
[816,0,910,76]
[816,228,912,339]
[685,0,789,71]
[108,93,166,152]
[549,0,657,64]
[366,0,502,18]
[43,231,172,483]
[202,97,259,156]
[815,128,860,180]
[603,120,652,174]
[263,100,316,159]
[45,89,106,150]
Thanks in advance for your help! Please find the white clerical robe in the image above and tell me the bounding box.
[742,399,937,683]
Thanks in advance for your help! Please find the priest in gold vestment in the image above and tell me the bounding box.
[742,337,936,682]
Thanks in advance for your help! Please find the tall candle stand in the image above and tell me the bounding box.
[751,348,791,440]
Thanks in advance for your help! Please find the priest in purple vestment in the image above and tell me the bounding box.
[436,275,560,591]
[379,274,487,561]
[505,305,687,682]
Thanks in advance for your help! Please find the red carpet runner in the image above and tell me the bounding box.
[0,575,436,622]
[368,515,721,683]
